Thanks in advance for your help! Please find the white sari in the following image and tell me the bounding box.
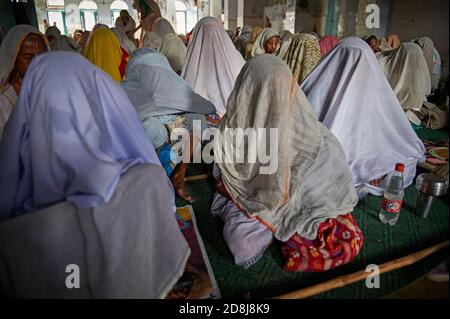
[302,38,425,198]
[181,17,245,117]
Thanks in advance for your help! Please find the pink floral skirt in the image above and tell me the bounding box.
[282,214,363,272]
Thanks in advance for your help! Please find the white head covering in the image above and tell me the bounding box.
[142,31,161,50]
[250,28,280,58]
[0,52,161,219]
[415,37,435,75]
[431,48,442,90]
[376,42,431,112]
[0,163,190,299]
[302,38,425,198]
[216,55,357,241]
[0,25,48,91]
[121,49,215,117]
[181,17,245,117]
[159,33,187,73]
[111,27,136,54]
[152,17,175,40]
[415,37,441,90]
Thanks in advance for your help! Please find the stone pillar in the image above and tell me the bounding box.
[198,0,210,19]
[33,0,48,34]
[186,0,198,33]
[338,0,358,37]
[263,1,286,32]
[309,0,328,35]
[224,0,238,31]
[237,0,244,27]
[237,0,264,28]
[283,0,295,33]
[210,0,222,20]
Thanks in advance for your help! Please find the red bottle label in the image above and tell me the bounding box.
[382,199,403,213]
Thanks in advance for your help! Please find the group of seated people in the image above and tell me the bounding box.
[0,0,447,298]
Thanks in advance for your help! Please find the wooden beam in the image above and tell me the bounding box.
[273,241,449,299]
[184,174,211,182]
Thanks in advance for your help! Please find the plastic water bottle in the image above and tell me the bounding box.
[379,163,405,226]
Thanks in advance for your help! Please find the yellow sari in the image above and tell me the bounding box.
[84,28,123,82]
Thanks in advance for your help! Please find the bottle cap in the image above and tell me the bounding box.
[395,163,405,173]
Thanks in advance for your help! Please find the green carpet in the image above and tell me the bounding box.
[177,128,449,299]
[415,126,448,141]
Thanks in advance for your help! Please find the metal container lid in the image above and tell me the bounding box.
[415,173,448,196]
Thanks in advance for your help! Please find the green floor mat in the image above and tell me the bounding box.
[177,127,449,299]
[416,127,448,141]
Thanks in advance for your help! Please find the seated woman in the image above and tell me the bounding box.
[212,54,362,272]
[283,33,321,84]
[376,41,431,124]
[414,37,441,92]
[366,35,380,53]
[121,48,216,202]
[113,11,138,55]
[78,30,90,53]
[152,17,176,40]
[301,37,425,198]
[0,51,190,298]
[0,25,48,139]
[133,0,161,32]
[249,28,281,58]
[153,18,188,75]
[233,25,253,58]
[245,27,263,60]
[142,31,161,50]
[181,17,245,119]
[45,26,80,52]
[84,28,127,82]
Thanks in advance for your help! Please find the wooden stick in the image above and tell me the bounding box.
[273,241,449,299]
[184,174,211,182]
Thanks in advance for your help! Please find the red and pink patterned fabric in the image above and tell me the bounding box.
[320,35,339,56]
[282,213,363,272]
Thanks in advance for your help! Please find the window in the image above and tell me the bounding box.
[175,1,187,34]
[46,0,66,35]
[47,10,66,34]
[79,0,98,31]
[46,0,64,6]
[111,0,129,25]
[79,0,96,10]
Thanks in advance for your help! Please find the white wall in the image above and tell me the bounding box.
[35,0,138,35]
[388,0,449,76]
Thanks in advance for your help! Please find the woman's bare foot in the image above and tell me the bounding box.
[171,163,194,203]
[206,114,221,126]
